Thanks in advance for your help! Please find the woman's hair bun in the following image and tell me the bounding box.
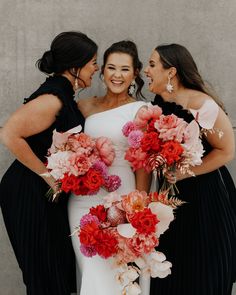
[36,50,54,74]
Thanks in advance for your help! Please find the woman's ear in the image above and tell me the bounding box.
[168,67,177,78]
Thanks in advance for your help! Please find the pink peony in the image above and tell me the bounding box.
[134,105,162,128]
[69,154,93,176]
[96,137,115,166]
[122,121,138,137]
[127,130,144,148]
[122,190,149,214]
[151,105,163,119]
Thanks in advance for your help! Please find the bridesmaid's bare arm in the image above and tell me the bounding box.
[135,168,152,192]
[1,94,62,188]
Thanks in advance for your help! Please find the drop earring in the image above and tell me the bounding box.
[129,80,136,95]
[74,75,79,90]
[101,74,107,89]
[166,76,174,93]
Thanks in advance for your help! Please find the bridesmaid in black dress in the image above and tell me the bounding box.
[144,44,236,295]
[0,31,98,295]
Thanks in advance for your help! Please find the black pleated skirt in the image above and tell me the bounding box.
[0,160,76,295]
[150,168,236,295]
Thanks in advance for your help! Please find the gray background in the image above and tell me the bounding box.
[0,0,235,294]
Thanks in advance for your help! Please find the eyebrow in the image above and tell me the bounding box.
[149,59,155,63]
[107,63,131,68]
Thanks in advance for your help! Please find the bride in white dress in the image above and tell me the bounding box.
[68,41,151,295]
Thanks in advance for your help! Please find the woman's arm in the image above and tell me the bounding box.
[1,94,62,188]
[176,107,235,181]
[135,168,152,192]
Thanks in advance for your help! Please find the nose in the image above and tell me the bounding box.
[113,70,122,78]
[95,64,99,71]
[144,66,148,75]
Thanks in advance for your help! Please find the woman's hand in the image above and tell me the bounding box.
[164,169,191,184]
[40,173,60,194]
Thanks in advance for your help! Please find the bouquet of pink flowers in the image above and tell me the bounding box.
[77,189,182,294]
[46,125,121,199]
[122,105,204,193]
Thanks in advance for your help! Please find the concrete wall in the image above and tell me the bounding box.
[0,0,235,294]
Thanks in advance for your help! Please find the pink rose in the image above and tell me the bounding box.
[155,114,188,142]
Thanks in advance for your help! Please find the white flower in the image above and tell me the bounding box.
[117,223,136,238]
[122,282,141,295]
[148,202,174,237]
[116,265,140,288]
[140,251,172,279]
[103,191,122,208]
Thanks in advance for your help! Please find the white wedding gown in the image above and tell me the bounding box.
[68,101,150,295]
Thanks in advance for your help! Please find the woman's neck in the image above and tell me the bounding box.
[101,90,134,107]
[160,85,190,109]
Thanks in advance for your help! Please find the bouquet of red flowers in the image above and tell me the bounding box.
[46,125,121,199]
[77,190,182,293]
[122,105,204,193]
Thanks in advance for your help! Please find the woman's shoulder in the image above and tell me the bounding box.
[187,91,220,129]
[77,96,98,117]
[187,91,214,109]
[25,76,74,104]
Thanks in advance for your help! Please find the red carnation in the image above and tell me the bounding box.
[129,208,159,235]
[94,230,118,258]
[160,141,184,165]
[90,205,107,222]
[79,221,100,246]
[141,132,162,153]
[72,178,90,195]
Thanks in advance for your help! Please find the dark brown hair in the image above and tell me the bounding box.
[36,31,97,75]
[155,44,224,110]
[101,40,145,99]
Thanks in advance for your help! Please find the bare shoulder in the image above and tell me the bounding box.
[23,93,63,113]
[77,96,98,117]
[187,90,214,110]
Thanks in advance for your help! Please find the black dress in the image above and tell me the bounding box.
[0,76,84,295]
[150,96,236,295]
